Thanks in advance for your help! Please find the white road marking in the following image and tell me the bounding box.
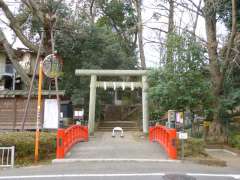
[0,173,239,179]
[0,173,165,179]
[52,158,180,163]
[205,148,238,156]
[187,173,240,179]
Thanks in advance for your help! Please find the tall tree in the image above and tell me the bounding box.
[134,0,146,69]
[203,0,237,138]
[96,0,137,57]
[167,0,174,33]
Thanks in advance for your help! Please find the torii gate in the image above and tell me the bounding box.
[75,70,149,134]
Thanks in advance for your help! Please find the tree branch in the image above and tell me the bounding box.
[192,0,202,36]
[90,0,95,24]
[0,29,31,86]
[175,1,203,16]
[145,23,207,44]
[21,0,44,22]
[144,25,168,33]
[184,0,203,12]
[223,0,237,75]
[0,0,38,52]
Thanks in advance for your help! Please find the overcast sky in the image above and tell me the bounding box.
[142,0,228,68]
[1,0,228,68]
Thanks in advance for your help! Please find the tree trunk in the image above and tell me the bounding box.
[168,0,174,33]
[135,0,146,69]
[203,0,237,141]
[204,0,226,140]
[166,0,174,65]
[43,15,55,54]
[192,0,202,37]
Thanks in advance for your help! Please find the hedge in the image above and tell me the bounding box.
[229,134,240,149]
[0,131,56,165]
[177,138,207,158]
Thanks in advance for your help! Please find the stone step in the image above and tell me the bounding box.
[99,121,138,128]
[97,127,140,132]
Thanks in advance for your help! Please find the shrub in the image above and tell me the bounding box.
[229,134,240,149]
[0,131,56,165]
[177,138,207,157]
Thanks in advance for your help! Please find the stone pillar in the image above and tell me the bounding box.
[142,75,149,134]
[88,75,97,135]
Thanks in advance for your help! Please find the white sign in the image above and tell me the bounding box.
[178,132,188,139]
[176,112,184,123]
[74,109,84,119]
[43,99,59,129]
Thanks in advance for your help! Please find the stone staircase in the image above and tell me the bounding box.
[98,105,140,131]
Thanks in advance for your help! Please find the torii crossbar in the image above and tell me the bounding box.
[75,69,149,134]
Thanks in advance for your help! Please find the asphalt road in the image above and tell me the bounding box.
[0,161,240,180]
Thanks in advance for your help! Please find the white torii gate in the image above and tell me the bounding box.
[75,70,149,135]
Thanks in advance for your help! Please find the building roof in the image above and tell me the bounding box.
[0,90,65,97]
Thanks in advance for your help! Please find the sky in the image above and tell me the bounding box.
[142,0,228,68]
[0,0,228,68]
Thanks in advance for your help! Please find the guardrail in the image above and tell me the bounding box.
[56,125,88,158]
[0,146,15,168]
[149,125,177,159]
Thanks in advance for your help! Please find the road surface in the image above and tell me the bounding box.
[0,161,240,180]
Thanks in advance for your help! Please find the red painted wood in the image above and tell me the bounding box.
[149,125,177,159]
[56,125,88,159]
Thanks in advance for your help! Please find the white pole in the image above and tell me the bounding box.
[11,146,14,168]
[142,75,149,134]
[88,75,97,135]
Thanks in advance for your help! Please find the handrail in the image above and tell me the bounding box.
[0,146,15,168]
[56,125,88,159]
[149,125,177,159]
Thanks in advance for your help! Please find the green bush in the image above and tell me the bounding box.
[0,132,56,165]
[177,138,207,157]
[229,134,240,149]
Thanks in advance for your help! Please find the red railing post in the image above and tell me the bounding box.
[56,128,65,159]
[84,126,88,141]
[56,125,89,159]
[167,128,177,159]
[149,127,153,141]
[149,125,177,160]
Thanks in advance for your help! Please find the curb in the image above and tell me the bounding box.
[205,148,238,156]
[52,158,181,164]
[185,158,226,167]
[205,144,240,155]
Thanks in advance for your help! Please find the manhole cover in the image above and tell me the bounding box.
[163,174,196,180]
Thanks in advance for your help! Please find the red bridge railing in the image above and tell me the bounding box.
[149,125,177,159]
[56,125,88,158]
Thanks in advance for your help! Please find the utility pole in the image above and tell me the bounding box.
[34,60,43,163]
[21,32,44,131]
